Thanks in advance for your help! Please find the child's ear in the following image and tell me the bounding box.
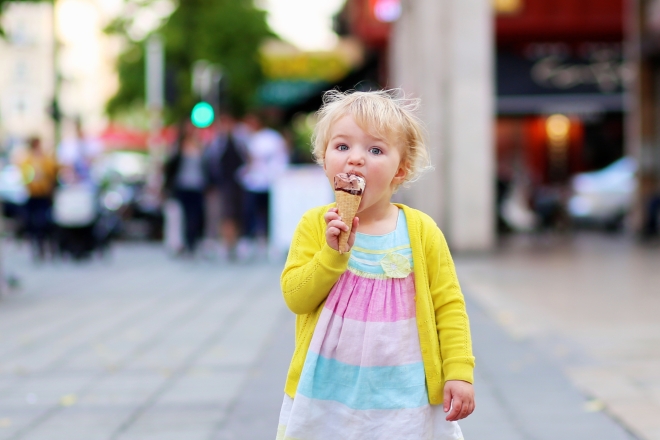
[393,162,408,184]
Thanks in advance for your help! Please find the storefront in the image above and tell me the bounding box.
[631,0,660,237]
[496,41,625,186]
[493,0,625,231]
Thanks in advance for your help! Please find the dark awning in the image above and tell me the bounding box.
[498,93,625,115]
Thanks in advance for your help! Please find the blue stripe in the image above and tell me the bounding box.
[297,352,428,410]
[349,250,413,274]
[349,210,413,275]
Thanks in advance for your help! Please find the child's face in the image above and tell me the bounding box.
[324,115,407,214]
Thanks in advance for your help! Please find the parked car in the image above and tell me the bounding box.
[567,157,637,230]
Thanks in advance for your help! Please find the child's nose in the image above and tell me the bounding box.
[348,151,365,166]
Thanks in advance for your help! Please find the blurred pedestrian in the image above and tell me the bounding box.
[17,137,58,260]
[53,120,103,260]
[203,114,246,260]
[164,127,207,256]
[238,114,288,251]
[278,90,474,439]
[57,119,102,184]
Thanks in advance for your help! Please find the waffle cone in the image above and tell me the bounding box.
[334,190,362,254]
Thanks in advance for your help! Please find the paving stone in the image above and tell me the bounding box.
[115,406,222,440]
[1,239,645,439]
[20,408,133,440]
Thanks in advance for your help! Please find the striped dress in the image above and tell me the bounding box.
[277,209,464,440]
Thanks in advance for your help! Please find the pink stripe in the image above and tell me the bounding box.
[324,271,415,322]
[309,308,422,367]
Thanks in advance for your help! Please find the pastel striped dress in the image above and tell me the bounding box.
[277,209,464,440]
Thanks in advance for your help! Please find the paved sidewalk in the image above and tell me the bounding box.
[455,233,660,440]
[0,238,642,439]
[461,295,635,440]
[0,242,286,440]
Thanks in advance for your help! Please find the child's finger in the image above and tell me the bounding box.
[326,226,341,238]
[443,386,451,413]
[464,400,475,418]
[457,400,471,420]
[324,210,341,225]
[327,219,349,232]
[347,217,359,248]
[445,397,463,421]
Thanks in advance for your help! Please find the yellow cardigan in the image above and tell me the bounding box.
[280,203,475,405]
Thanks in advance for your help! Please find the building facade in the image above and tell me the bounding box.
[630,0,660,236]
[494,0,626,232]
[339,0,494,251]
[0,2,56,148]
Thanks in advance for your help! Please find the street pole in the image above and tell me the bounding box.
[51,0,62,147]
[145,34,165,191]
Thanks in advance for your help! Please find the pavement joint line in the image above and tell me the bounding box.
[464,292,642,440]
[0,364,257,378]
[467,294,542,440]
[4,305,220,438]
[0,300,120,361]
[2,267,266,439]
[43,276,200,372]
[208,305,291,440]
[0,262,170,359]
[0,276,197,394]
[0,294,79,335]
[107,270,276,440]
[3,391,81,440]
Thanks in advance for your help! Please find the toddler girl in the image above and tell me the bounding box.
[277,90,475,440]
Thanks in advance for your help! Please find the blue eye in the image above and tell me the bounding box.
[369,147,382,155]
[338,144,349,151]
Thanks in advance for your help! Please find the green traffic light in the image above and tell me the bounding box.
[191,102,214,128]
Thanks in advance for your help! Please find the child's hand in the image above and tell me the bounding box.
[443,380,475,421]
[324,207,358,253]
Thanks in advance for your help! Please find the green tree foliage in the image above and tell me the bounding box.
[107,0,274,122]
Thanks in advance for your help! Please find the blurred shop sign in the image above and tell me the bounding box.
[497,42,626,114]
[507,43,625,94]
[258,39,363,107]
[494,0,523,15]
[258,80,328,107]
[370,0,401,22]
[261,52,350,83]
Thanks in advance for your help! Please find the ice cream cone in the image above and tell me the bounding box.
[334,190,362,254]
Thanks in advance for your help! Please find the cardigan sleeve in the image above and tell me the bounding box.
[281,208,350,315]
[425,225,475,384]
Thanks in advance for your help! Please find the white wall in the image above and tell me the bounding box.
[0,3,55,147]
[389,0,495,252]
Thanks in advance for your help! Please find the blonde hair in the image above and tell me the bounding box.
[311,89,431,185]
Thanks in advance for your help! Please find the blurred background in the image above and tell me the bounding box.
[0,0,659,439]
[0,0,658,254]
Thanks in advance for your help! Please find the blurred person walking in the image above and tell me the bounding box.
[238,114,289,256]
[54,121,102,260]
[164,127,207,256]
[203,114,247,260]
[57,119,102,183]
[17,137,58,260]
